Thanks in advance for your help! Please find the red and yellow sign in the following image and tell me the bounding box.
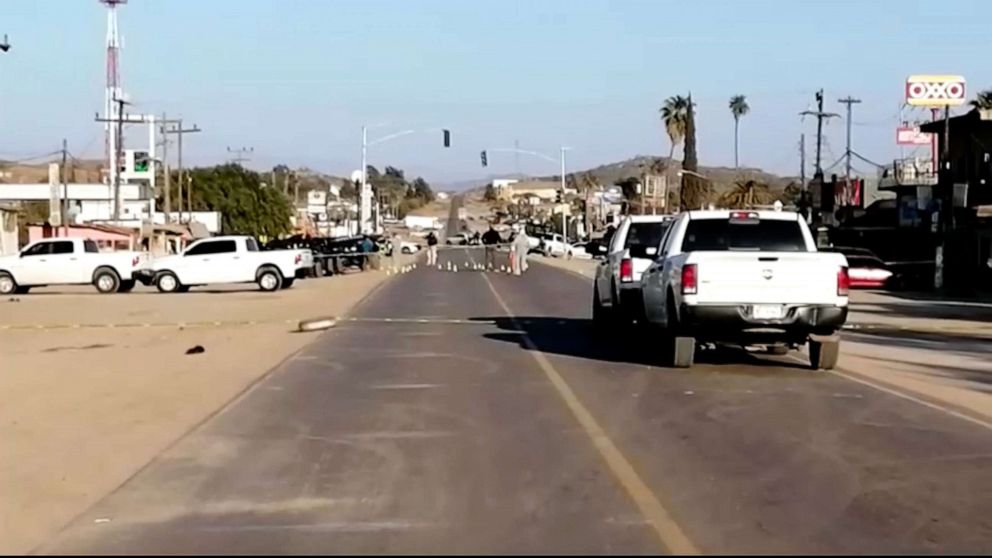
[905,75,966,107]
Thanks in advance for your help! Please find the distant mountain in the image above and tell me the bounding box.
[444,156,797,195]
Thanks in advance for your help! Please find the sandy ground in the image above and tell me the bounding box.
[533,255,992,424]
[0,264,411,553]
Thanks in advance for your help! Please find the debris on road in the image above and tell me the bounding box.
[297,318,337,332]
[185,345,205,355]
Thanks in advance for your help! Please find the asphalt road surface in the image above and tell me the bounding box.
[445,194,463,239]
[41,250,992,554]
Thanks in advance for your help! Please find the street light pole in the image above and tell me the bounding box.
[361,125,367,235]
[560,146,567,242]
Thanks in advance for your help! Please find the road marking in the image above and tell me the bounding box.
[480,273,700,556]
[369,383,443,390]
[784,355,992,432]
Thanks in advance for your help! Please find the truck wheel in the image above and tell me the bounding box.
[281,278,296,289]
[766,345,790,356]
[257,266,283,292]
[809,339,840,370]
[93,267,121,294]
[117,279,136,293]
[155,271,181,293]
[0,272,18,295]
[669,336,696,368]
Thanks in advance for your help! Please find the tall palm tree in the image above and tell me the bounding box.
[659,96,689,161]
[971,89,992,110]
[729,95,750,169]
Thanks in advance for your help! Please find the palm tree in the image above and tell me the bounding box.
[971,89,992,110]
[659,96,689,161]
[729,95,750,169]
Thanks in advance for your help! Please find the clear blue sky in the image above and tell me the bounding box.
[0,0,987,185]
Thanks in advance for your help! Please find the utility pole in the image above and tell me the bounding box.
[165,121,201,223]
[799,133,806,190]
[60,139,69,236]
[560,146,568,242]
[361,126,368,234]
[838,95,862,204]
[800,89,839,179]
[113,97,125,220]
[226,146,253,165]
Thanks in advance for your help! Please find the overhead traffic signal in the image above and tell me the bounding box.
[556,189,563,203]
[443,129,451,148]
[480,150,488,168]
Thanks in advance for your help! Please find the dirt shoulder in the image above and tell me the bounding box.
[0,270,396,553]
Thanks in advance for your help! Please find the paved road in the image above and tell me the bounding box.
[41,250,992,554]
[445,194,463,239]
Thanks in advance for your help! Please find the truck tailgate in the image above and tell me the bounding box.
[691,252,846,305]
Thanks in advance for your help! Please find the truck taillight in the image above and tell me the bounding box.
[681,264,698,295]
[837,266,850,296]
[619,258,633,283]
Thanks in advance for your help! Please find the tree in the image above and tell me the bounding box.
[484,183,497,201]
[185,164,293,238]
[410,177,434,202]
[680,92,710,209]
[659,96,689,160]
[729,95,750,169]
[971,89,992,110]
[720,179,774,208]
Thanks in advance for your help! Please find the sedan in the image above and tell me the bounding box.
[846,255,894,288]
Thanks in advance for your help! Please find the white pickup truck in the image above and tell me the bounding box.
[0,238,146,294]
[639,210,849,369]
[593,215,675,324]
[137,235,313,293]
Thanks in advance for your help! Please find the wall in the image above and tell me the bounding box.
[0,209,17,255]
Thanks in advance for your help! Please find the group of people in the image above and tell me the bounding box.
[417,224,532,275]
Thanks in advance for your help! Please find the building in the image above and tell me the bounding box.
[494,180,573,203]
[0,204,18,255]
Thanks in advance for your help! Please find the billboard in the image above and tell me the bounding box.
[896,126,933,145]
[905,75,966,107]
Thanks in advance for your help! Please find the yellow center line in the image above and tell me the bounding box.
[481,273,700,555]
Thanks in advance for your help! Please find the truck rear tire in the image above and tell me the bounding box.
[669,336,696,368]
[117,279,136,293]
[592,285,610,331]
[93,267,121,294]
[281,278,296,289]
[809,338,840,370]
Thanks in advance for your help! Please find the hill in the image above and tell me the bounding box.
[447,156,797,196]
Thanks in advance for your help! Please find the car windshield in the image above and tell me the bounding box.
[625,222,670,258]
[682,219,807,252]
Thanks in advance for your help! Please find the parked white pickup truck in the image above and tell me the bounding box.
[137,235,313,293]
[593,215,675,324]
[639,210,849,369]
[0,238,146,294]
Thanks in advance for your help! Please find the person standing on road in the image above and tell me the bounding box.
[426,231,438,266]
[511,226,530,276]
[482,224,501,270]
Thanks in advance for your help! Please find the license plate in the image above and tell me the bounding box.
[752,305,784,320]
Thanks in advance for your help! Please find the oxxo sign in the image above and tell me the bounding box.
[905,75,966,107]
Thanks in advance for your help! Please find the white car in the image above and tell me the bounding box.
[592,215,675,323]
[137,235,313,293]
[639,210,849,369]
[400,240,422,254]
[569,242,595,259]
[0,237,147,295]
[539,233,570,257]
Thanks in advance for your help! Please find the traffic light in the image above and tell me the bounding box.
[556,189,563,203]
[443,129,451,148]
[480,150,488,168]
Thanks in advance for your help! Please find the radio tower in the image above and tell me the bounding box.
[102,0,126,178]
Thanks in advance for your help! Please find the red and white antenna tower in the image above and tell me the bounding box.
[101,0,126,171]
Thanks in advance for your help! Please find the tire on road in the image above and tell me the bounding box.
[256,266,283,292]
[117,279,136,293]
[0,271,18,295]
[809,338,840,370]
[155,271,181,294]
[92,267,121,294]
[281,278,296,289]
